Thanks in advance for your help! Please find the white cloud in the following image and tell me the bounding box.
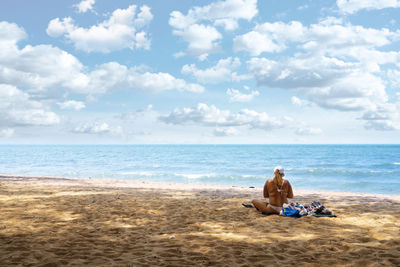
[234,21,306,55]
[169,0,258,29]
[75,0,95,13]
[359,107,393,121]
[291,96,313,107]
[298,4,309,10]
[364,120,398,131]
[0,128,14,138]
[173,23,222,59]
[159,103,283,131]
[213,127,239,136]
[0,22,203,97]
[118,104,153,121]
[173,52,185,58]
[0,22,89,97]
[226,88,259,102]
[295,126,323,136]
[137,104,153,113]
[234,19,398,56]
[387,69,400,88]
[0,21,27,45]
[73,122,123,135]
[0,84,60,127]
[234,30,282,56]
[85,62,204,94]
[214,19,238,31]
[242,19,400,130]
[169,0,258,59]
[58,100,86,110]
[358,104,399,130]
[46,17,75,37]
[248,55,392,116]
[248,56,354,90]
[47,5,153,53]
[337,0,400,14]
[181,57,247,83]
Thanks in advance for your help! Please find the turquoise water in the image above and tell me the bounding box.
[0,145,399,194]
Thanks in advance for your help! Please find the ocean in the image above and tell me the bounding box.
[0,145,399,194]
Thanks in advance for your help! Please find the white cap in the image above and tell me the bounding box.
[274,166,284,174]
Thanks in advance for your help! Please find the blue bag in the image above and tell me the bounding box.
[281,208,301,217]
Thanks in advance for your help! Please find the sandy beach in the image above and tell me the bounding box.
[0,174,399,266]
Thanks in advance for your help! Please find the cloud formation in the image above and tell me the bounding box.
[0,22,89,98]
[0,128,14,138]
[73,122,122,135]
[181,57,248,83]
[241,18,400,130]
[226,88,259,102]
[85,62,204,94]
[295,125,323,136]
[291,96,313,107]
[47,5,153,53]
[213,127,239,136]
[234,21,305,55]
[169,0,258,59]
[337,0,400,14]
[159,103,283,131]
[0,21,203,98]
[234,18,399,56]
[58,100,86,110]
[75,0,95,13]
[118,104,153,121]
[0,84,60,127]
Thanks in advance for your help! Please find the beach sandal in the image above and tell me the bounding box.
[242,203,254,208]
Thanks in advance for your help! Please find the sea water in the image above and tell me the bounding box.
[0,145,399,194]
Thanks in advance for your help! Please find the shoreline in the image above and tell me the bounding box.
[1,173,399,200]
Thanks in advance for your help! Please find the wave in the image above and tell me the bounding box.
[303,167,397,175]
[173,173,266,180]
[117,171,266,181]
[175,173,218,179]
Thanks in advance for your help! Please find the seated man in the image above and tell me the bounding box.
[252,166,294,214]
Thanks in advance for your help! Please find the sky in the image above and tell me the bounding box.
[0,0,400,144]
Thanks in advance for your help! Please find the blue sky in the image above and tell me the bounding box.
[0,0,400,144]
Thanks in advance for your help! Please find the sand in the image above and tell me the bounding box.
[0,174,399,266]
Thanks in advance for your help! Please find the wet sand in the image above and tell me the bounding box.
[0,174,399,266]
